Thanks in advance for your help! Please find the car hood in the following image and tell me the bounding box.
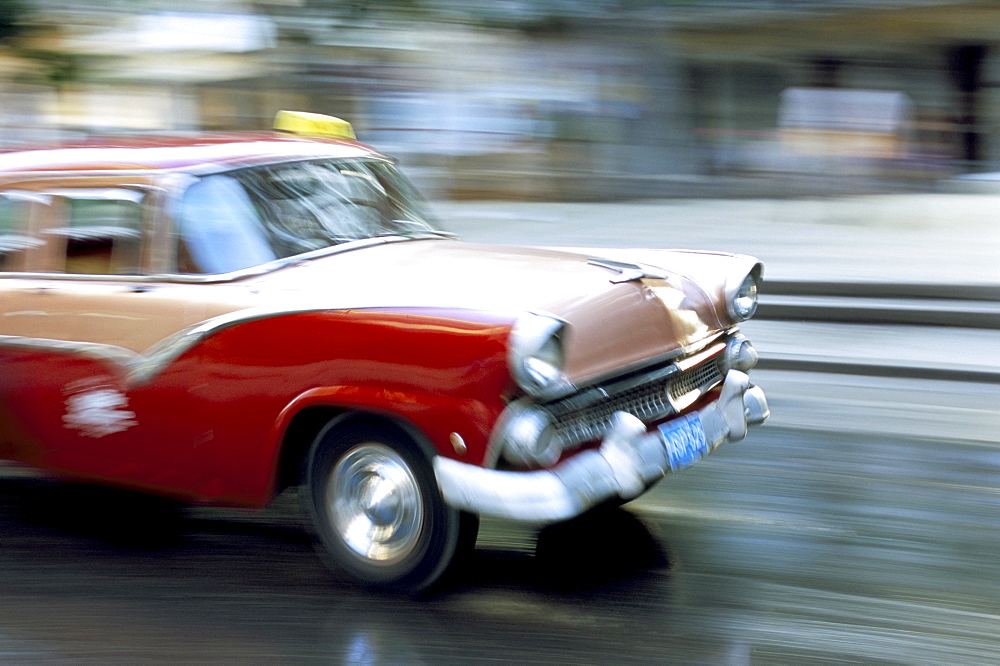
[243,239,741,384]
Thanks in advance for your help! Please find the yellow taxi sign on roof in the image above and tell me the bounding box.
[273,110,356,140]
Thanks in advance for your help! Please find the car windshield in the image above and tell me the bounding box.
[174,158,442,274]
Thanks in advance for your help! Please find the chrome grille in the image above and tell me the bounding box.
[669,359,721,403]
[546,351,725,450]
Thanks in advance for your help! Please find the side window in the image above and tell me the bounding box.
[49,190,145,275]
[0,192,47,272]
[175,175,276,274]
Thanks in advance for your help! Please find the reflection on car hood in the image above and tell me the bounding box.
[245,239,733,383]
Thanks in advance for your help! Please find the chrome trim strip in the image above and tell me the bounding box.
[0,305,348,385]
[0,334,140,369]
[130,299,493,384]
[0,298,511,387]
[127,304,344,384]
[676,341,726,372]
[0,235,451,284]
[581,330,728,388]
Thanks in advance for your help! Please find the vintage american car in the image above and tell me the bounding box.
[0,111,768,592]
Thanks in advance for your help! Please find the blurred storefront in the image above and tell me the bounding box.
[0,8,276,140]
[671,1,1000,181]
[2,1,1000,199]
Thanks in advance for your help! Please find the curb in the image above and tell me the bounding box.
[757,297,1000,329]
[764,280,1000,302]
[757,356,1000,384]
[759,281,1000,329]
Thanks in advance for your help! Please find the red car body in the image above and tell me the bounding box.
[0,113,768,591]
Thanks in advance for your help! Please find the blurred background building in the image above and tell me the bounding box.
[1,0,998,199]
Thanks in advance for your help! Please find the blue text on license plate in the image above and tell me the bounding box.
[658,414,710,472]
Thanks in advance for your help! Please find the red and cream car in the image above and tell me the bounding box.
[0,112,768,591]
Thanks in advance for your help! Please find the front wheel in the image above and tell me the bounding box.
[303,421,469,593]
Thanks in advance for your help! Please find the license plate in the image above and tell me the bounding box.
[657,413,710,472]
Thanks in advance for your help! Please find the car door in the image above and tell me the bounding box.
[0,181,223,489]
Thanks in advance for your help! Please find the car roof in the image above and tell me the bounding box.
[0,132,382,175]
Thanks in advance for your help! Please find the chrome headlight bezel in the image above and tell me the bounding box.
[495,402,560,467]
[508,312,570,399]
[722,333,759,373]
[725,263,762,323]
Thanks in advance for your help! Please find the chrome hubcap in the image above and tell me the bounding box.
[327,443,423,564]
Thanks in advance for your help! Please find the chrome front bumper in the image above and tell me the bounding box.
[433,370,769,524]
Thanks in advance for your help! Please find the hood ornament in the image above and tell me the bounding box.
[588,258,669,284]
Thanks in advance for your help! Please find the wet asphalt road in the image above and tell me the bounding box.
[1,369,998,664]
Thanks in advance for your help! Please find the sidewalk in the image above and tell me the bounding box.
[743,319,1000,382]
[434,193,1000,285]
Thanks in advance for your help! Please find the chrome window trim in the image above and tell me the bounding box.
[0,235,451,283]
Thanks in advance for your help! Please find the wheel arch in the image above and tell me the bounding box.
[275,404,438,494]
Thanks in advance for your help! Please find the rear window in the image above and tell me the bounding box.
[45,189,146,275]
[0,192,45,272]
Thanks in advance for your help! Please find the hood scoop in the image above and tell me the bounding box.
[588,258,669,284]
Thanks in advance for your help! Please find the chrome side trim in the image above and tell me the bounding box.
[127,304,343,384]
[0,334,140,369]
[1,301,511,386]
[435,370,768,523]
[0,305,347,386]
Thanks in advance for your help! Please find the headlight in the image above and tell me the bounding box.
[508,312,569,397]
[725,265,762,322]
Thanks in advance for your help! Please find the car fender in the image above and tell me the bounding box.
[262,381,507,503]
